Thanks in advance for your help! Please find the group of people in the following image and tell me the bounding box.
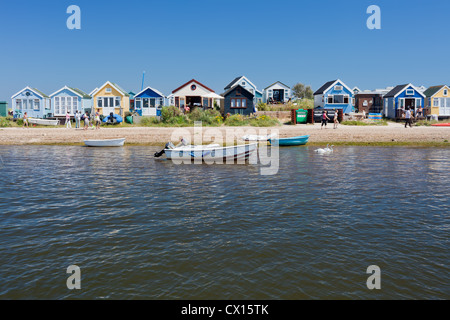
[321,109,339,129]
[65,110,102,130]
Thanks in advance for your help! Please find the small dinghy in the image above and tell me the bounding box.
[268,135,310,146]
[28,118,60,126]
[431,123,450,127]
[84,138,125,147]
[242,133,278,141]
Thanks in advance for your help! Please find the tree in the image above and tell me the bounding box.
[304,86,313,99]
[292,83,306,99]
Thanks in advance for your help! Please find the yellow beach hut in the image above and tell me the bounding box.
[91,81,130,117]
[423,85,450,119]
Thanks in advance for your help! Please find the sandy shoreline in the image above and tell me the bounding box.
[0,123,449,146]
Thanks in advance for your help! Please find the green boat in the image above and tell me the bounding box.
[268,135,310,146]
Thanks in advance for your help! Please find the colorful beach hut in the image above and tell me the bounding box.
[222,84,255,116]
[49,86,92,119]
[224,76,263,106]
[91,81,130,117]
[11,87,51,118]
[263,81,292,104]
[134,87,166,116]
[313,79,354,114]
[172,79,222,110]
[423,85,450,118]
[383,84,425,119]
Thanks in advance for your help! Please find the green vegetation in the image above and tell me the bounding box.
[0,117,12,127]
[224,114,280,127]
[341,120,388,126]
[256,99,313,111]
[292,83,314,99]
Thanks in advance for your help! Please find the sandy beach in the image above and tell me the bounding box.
[0,122,449,146]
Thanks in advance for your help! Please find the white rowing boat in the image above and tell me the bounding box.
[242,133,277,141]
[84,138,125,147]
[28,118,60,126]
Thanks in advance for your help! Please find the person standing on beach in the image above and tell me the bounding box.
[83,111,90,130]
[95,109,101,130]
[405,107,412,128]
[65,111,72,129]
[23,112,29,128]
[75,111,81,129]
[333,109,339,129]
[321,110,330,129]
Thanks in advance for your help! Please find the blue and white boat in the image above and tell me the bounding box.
[268,135,310,146]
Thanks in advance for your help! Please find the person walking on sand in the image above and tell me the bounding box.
[321,110,330,129]
[23,112,29,128]
[405,107,412,128]
[65,111,72,129]
[333,109,339,129]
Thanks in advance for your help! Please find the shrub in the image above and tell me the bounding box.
[0,117,12,127]
[188,108,222,126]
[140,116,160,126]
[249,115,280,127]
[224,114,248,126]
[161,106,185,124]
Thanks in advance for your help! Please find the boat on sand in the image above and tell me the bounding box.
[268,135,310,146]
[28,118,60,126]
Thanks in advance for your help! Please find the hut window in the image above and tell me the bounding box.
[433,98,439,107]
[406,89,414,95]
[242,99,246,107]
[180,98,185,107]
[242,82,246,86]
[444,89,448,96]
[334,85,343,91]
[327,96,333,104]
[143,98,149,108]
[115,97,121,107]
[16,99,22,111]
[203,98,209,107]
[159,98,164,107]
[73,97,78,111]
[106,88,112,93]
[97,97,103,107]
[231,99,235,108]
[34,99,40,111]
[150,98,156,107]
[343,96,349,104]
[135,98,141,108]
[334,95,344,104]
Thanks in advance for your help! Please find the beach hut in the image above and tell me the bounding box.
[222,84,255,116]
[313,79,354,114]
[11,87,51,118]
[354,87,392,114]
[128,91,136,111]
[134,87,166,116]
[91,81,130,117]
[171,79,222,110]
[383,84,426,119]
[0,101,8,117]
[224,76,263,106]
[49,86,92,120]
[263,81,292,104]
[423,85,450,118]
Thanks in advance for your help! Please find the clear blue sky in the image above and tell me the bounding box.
[1,0,449,100]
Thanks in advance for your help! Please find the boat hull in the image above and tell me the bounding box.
[431,123,450,127]
[84,138,125,147]
[164,143,257,162]
[28,118,60,126]
[269,135,310,146]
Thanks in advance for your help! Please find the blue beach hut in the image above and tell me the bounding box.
[134,87,166,116]
[383,84,426,119]
[314,79,354,114]
[11,87,51,118]
[49,86,92,120]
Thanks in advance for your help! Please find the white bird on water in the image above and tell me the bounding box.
[315,144,334,154]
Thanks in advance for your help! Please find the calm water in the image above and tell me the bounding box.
[0,145,448,299]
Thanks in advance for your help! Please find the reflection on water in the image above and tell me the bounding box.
[0,146,448,299]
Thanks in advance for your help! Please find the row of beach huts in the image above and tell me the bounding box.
[4,77,450,121]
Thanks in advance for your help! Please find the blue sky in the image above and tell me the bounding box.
[0,0,449,100]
